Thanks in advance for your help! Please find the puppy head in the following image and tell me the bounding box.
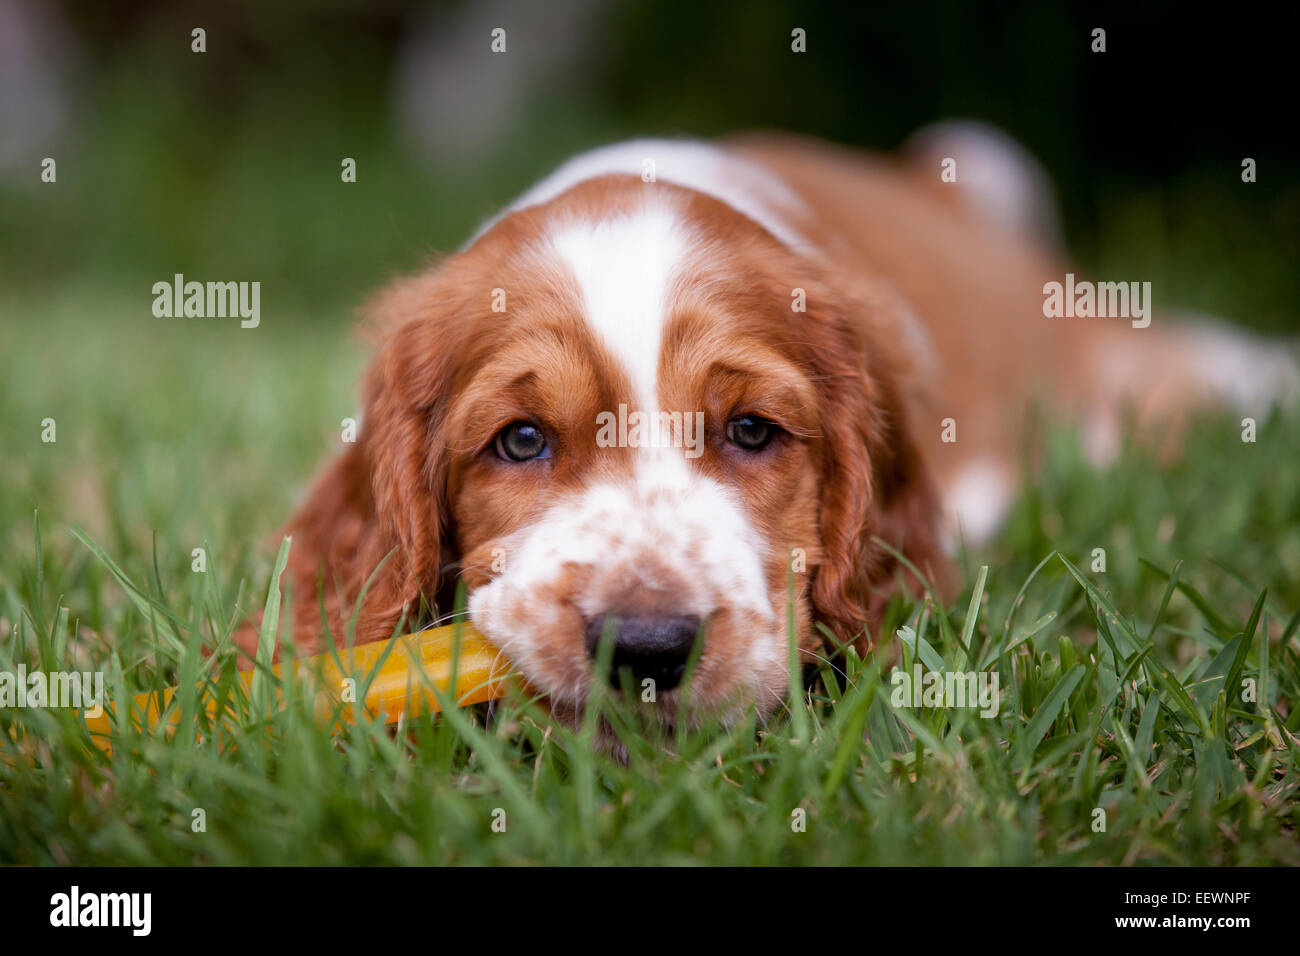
[279,175,941,723]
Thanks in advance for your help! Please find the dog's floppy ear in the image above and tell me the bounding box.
[807,285,945,649]
[237,268,467,661]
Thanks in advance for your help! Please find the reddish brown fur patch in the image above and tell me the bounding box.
[667,188,945,650]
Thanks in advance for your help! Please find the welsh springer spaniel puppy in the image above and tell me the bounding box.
[237,126,1296,723]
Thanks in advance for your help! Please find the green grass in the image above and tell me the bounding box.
[2,292,1299,866]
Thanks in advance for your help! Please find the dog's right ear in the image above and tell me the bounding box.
[234,266,469,662]
[803,275,946,652]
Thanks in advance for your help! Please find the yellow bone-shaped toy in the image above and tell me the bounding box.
[83,622,507,751]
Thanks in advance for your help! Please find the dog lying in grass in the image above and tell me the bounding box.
[236,124,1297,725]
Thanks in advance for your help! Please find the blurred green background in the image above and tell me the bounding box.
[3,0,1297,322]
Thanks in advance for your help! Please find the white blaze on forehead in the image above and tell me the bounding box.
[548,205,686,413]
[471,138,810,251]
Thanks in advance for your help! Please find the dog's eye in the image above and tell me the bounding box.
[494,421,550,462]
[727,415,777,451]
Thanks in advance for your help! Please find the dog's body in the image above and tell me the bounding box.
[731,131,1297,538]
[237,128,1295,724]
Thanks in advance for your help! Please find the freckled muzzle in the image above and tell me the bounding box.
[584,613,704,691]
[465,470,782,715]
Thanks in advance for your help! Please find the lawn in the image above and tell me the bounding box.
[2,287,1298,865]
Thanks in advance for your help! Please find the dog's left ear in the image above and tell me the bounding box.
[233,264,470,663]
[806,285,945,649]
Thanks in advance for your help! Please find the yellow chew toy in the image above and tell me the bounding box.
[83,622,508,752]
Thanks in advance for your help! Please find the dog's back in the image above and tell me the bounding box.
[732,127,1299,541]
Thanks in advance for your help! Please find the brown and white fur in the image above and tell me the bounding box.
[235,126,1297,726]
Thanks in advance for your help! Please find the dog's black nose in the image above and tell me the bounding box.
[585,614,702,691]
